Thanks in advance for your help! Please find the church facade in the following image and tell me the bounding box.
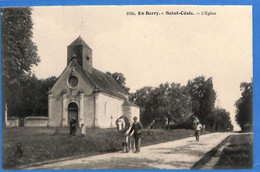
[48,36,140,128]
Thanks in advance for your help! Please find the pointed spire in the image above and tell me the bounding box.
[67,36,93,72]
[68,36,91,49]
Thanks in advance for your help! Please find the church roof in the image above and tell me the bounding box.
[68,36,91,49]
[78,63,139,106]
[84,68,128,99]
[122,99,139,107]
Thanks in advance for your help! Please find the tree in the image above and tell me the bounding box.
[235,81,253,131]
[129,86,153,108]
[129,86,154,126]
[1,7,40,117]
[187,76,216,125]
[106,72,130,93]
[130,82,192,128]
[207,108,233,131]
[167,83,192,123]
[19,75,57,117]
[38,76,57,115]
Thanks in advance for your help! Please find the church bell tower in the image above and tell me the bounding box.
[67,36,93,72]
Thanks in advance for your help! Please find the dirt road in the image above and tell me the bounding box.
[26,132,234,169]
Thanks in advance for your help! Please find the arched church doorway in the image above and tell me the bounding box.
[68,102,78,126]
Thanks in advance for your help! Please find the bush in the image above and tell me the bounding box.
[169,120,194,130]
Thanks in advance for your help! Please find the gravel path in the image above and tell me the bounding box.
[26,132,235,169]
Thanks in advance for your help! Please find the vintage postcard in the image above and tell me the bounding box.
[1,5,253,170]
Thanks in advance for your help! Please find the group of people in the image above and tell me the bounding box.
[69,117,86,137]
[123,116,203,153]
[69,115,202,155]
[69,116,144,153]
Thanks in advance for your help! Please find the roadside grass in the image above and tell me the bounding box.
[191,133,253,169]
[214,133,253,169]
[2,127,207,169]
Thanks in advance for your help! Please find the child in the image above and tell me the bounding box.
[80,123,86,137]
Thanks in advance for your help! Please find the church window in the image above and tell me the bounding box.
[104,102,107,116]
[68,76,78,88]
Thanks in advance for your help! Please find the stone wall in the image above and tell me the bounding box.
[6,118,19,127]
[24,116,48,127]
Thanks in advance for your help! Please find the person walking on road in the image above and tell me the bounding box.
[164,117,169,131]
[195,122,202,142]
[129,116,143,153]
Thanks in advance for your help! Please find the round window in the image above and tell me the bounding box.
[68,76,78,88]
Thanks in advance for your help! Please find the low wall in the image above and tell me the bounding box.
[24,116,48,127]
[6,118,19,127]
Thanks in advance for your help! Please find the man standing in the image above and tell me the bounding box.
[195,122,202,141]
[70,117,77,136]
[129,116,143,153]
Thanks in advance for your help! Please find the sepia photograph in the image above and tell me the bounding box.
[1,5,253,170]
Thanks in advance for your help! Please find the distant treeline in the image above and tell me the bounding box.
[130,76,234,132]
[2,75,57,118]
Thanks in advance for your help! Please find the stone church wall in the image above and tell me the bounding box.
[49,93,95,127]
[49,61,94,127]
[49,94,63,127]
[83,95,95,128]
[95,93,124,128]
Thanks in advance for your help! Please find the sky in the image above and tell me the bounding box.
[31,5,252,130]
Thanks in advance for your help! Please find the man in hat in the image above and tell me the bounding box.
[129,116,143,153]
[70,117,77,136]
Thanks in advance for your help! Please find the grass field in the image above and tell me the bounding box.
[191,133,253,169]
[214,133,253,169]
[2,127,205,169]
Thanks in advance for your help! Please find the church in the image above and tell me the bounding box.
[48,36,140,128]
